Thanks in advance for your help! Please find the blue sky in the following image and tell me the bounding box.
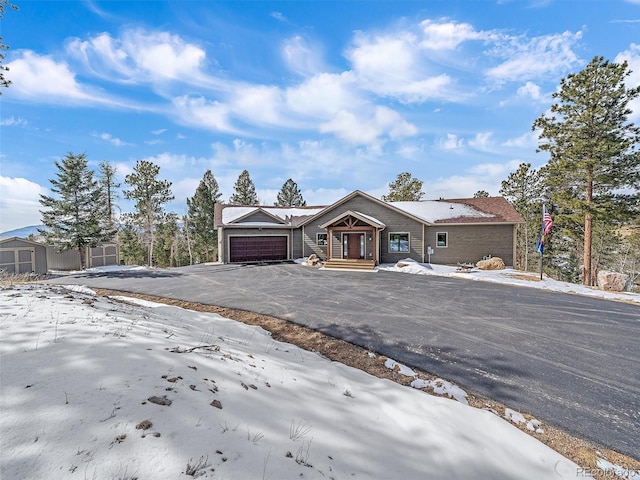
[1,0,639,232]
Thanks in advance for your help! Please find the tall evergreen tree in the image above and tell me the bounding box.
[499,163,543,271]
[39,152,115,269]
[533,56,640,285]
[382,172,425,202]
[123,160,174,267]
[186,170,222,263]
[98,161,120,230]
[154,212,180,267]
[275,178,306,207]
[473,190,490,198]
[119,224,145,265]
[229,169,258,205]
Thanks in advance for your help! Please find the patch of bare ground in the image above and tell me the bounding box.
[94,288,639,480]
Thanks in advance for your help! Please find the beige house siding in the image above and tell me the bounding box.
[425,224,516,266]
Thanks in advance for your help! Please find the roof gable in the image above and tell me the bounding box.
[319,210,386,229]
[231,208,287,225]
[0,236,45,247]
[301,190,430,227]
[220,205,326,226]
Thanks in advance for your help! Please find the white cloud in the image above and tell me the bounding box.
[485,30,583,83]
[68,29,212,86]
[468,132,494,150]
[320,106,416,145]
[173,96,237,133]
[502,131,538,149]
[419,19,489,50]
[425,175,496,199]
[270,11,287,23]
[516,81,543,101]
[346,31,455,103]
[0,116,28,127]
[468,161,519,178]
[0,176,48,232]
[282,36,323,77]
[286,72,360,119]
[615,43,640,121]
[424,161,521,199]
[439,133,464,150]
[6,51,104,103]
[231,85,286,126]
[93,132,132,147]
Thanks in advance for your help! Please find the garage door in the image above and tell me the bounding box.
[229,236,287,263]
[0,248,35,274]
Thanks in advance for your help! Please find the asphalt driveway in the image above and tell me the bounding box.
[48,262,640,459]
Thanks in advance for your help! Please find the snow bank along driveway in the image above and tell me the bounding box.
[0,284,586,479]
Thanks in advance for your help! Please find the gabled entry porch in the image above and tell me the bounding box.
[319,210,385,270]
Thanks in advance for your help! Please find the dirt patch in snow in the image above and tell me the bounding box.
[93,288,639,479]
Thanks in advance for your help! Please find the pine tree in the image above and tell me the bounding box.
[119,224,145,265]
[229,170,258,205]
[97,161,120,230]
[275,178,306,207]
[39,152,116,269]
[154,212,180,267]
[186,170,222,263]
[533,56,640,285]
[382,172,424,202]
[499,163,543,271]
[123,160,174,266]
[473,190,490,198]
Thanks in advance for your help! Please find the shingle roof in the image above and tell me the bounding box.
[434,197,525,224]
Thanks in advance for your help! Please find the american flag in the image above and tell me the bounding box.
[536,205,553,255]
[542,206,554,236]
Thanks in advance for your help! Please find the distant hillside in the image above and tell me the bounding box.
[0,225,44,239]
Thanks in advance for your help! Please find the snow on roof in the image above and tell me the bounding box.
[221,206,326,225]
[390,200,494,223]
[353,211,386,227]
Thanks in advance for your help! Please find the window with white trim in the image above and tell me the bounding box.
[389,233,409,253]
[436,232,448,247]
[316,233,328,246]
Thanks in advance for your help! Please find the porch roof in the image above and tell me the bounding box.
[319,210,386,229]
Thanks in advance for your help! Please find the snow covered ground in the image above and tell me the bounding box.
[374,259,640,305]
[1,261,638,479]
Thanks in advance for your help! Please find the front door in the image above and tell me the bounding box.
[344,233,364,259]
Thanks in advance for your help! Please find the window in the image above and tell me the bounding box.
[436,232,448,247]
[389,233,409,253]
[316,233,328,246]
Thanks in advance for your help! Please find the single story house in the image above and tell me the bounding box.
[215,190,524,268]
[0,237,120,274]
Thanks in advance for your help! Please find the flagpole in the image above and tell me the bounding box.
[539,204,544,281]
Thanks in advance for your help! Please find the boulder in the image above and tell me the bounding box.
[596,271,630,292]
[306,254,321,267]
[476,257,505,270]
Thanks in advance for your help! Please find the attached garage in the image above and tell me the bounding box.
[229,236,288,263]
